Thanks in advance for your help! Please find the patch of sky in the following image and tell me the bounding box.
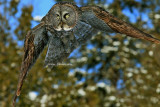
[31,20,39,29]
[0,3,3,14]
[77,77,86,83]
[122,2,154,29]
[9,17,18,40]
[17,40,24,47]
[116,70,125,90]
[155,5,160,12]
[69,47,82,58]
[74,70,86,84]
[107,0,114,4]
[146,19,153,29]
[139,49,145,54]
[141,12,153,29]
[68,69,74,76]
[75,0,113,7]
[69,67,113,86]
[6,0,55,32]
[31,0,55,27]
[95,62,102,70]
[69,62,102,79]
[135,0,142,3]
[87,53,92,58]
[109,33,117,36]
[117,79,125,90]
[133,59,142,68]
[5,0,35,45]
[141,12,149,21]
[15,0,32,18]
[135,62,141,68]
[123,39,129,45]
[122,7,138,23]
[0,1,19,41]
[88,68,93,73]
[8,0,31,42]
[75,0,86,6]
[119,69,123,79]
[97,80,111,86]
[81,62,102,73]
[87,44,95,50]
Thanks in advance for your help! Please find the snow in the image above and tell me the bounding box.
[52,84,59,89]
[108,96,116,101]
[97,82,106,88]
[78,89,86,96]
[113,41,121,46]
[33,16,43,22]
[101,46,118,53]
[28,91,38,100]
[87,86,96,91]
[41,94,48,107]
[149,51,153,56]
[155,14,160,19]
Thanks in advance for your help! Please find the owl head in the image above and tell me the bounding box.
[43,2,80,31]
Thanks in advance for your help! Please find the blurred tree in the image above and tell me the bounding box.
[0,0,160,107]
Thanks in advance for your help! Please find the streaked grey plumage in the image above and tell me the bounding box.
[13,2,160,106]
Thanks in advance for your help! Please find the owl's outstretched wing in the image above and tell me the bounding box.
[81,6,160,44]
[13,22,48,105]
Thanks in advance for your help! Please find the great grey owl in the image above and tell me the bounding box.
[13,2,160,105]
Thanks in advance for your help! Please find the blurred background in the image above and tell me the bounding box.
[1,0,160,106]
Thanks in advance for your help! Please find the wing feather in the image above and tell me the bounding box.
[81,6,160,44]
[13,22,48,106]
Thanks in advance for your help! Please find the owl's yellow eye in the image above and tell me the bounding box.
[56,14,60,20]
[64,13,70,19]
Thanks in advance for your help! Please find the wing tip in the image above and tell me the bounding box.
[145,36,160,44]
[13,94,17,107]
[12,87,22,106]
[154,40,160,44]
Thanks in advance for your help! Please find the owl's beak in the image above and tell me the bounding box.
[60,21,63,27]
[60,21,66,30]
[56,21,71,31]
